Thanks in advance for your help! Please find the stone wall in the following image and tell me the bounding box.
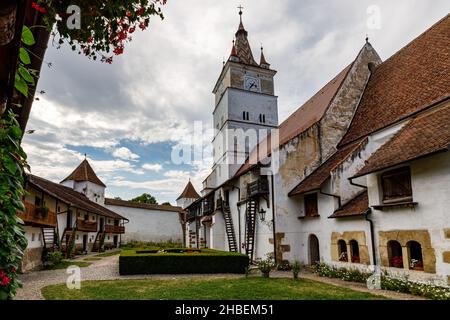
[378,229,436,273]
[21,247,43,272]
[331,231,370,265]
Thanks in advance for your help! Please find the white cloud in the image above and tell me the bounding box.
[142,163,163,172]
[111,147,140,161]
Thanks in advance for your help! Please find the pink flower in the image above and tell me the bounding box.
[0,276,11,286]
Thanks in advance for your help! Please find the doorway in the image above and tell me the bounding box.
[99,217,104,232]
[82,234,88,251]
[113,235,118,248]
[309,234,320,265]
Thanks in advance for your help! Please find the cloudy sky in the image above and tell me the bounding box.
[22,0,450,204]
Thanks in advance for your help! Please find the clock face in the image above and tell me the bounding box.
[244,76,260,92]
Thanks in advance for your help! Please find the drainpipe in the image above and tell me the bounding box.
[319,189,342,208]
[232,185,242,253]
[349,177,377,268]
[270,174,277,265]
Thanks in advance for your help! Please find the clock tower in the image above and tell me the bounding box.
[207,9,278,189]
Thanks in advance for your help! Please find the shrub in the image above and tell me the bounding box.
[121,240,182,250]
[292,261,302,279]
[256,255,275,278]
[119,249,249,275]
[43,250,63,269]
[277,261,292,271]
[312,263,450,300]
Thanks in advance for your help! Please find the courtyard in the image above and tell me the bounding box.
[15,252,425,300]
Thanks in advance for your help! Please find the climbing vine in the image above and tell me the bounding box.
[32,0,167,63]
[0,110,29,300]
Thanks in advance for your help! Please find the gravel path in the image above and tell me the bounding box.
[15,254,425,300]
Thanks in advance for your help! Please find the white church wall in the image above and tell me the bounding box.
[105,204,183,244]
[367,151,450,283]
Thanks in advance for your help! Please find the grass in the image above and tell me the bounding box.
[83,257,102,261]
[95,250,121,257]
[41,277,387,300]
[43,260,91,270]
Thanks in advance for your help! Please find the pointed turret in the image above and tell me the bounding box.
[259,46,270,69]
[61,158,106,205]
[229,40,239,62]
[176,180,200,209]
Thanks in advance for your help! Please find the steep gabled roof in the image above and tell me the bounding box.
[61,159,106,187]
[105,198,184,213]
[329,191,370,218]
[352,104,450,178]
[234,62,354,178]
[176,180,200,200]
[234,12,258,66]
[340,13,450,147]
[27,175,126,220]
[288,138,368,196]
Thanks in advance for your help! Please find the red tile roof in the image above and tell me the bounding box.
[234,62,354,178]
[329,191,369,218]
[340,14,450,147]
[61,159,106,187]
[353,105,450,178]
[105,198,184,213]
[176,180,200,200]
[27,175,126,220]
[288,138,368,196]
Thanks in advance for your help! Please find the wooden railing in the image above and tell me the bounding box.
[17,202,57,227]
[247,178,269,197]
[76,219,98,232]
[202,199,214,215]
[104,225,125,234]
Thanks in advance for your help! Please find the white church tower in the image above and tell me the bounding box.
[60,158,106,205]
[207,9,278,189]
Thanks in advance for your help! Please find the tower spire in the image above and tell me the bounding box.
[260,45,270,68]
[233,6,257,66]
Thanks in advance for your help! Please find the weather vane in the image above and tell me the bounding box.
[238,5,244,15]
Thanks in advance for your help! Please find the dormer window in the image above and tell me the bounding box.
[304,193,319,217]
[381,167,412,204]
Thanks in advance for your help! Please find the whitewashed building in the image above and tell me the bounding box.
[184,12,450,284]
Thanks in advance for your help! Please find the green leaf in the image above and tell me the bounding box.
[14,73,28,97]
[19,48,31,64]
[18,66,35,84]
[21,26,35,46]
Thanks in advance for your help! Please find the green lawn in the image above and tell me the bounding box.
[41,277,387,300]
[83,257,102,261]
[43,261,91,270]
[95,250,121,257]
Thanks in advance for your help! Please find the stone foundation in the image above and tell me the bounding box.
[378,229,436,273]
[269,232,290,263]
[331,231,370,265]
[21,247,43,272]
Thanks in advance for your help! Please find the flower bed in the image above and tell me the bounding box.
[312,263,450,300]
[119,248,249,275]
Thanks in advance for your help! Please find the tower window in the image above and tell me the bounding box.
[259,114,266,123]
[243,111,249,120]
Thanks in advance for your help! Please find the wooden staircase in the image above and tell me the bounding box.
[41,227,57,250]
[245,199,258,262]
[92,231,106,252]
[61,227,77,258]
[222,204,237,252]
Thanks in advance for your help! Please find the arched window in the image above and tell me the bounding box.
[387,240,403,268]
[349,240,360,263]
[338,240,348,262]
[407,241,423,271]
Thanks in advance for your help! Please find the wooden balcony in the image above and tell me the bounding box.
[247,178,269,197]
[17,202,57,227]
[104,225,125,234]
[76,219,98,232]
[202,200,214,215]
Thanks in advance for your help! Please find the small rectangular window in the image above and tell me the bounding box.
[304,193,319,217]
[381,167,412,203]
[35,196,41,206]
[31,233,35,241]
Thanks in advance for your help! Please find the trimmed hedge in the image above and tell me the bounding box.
[119,249,249,275]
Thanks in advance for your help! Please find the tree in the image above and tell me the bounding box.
[130,193,157,205]
[161,202,171,206]
[33,0,167,63]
